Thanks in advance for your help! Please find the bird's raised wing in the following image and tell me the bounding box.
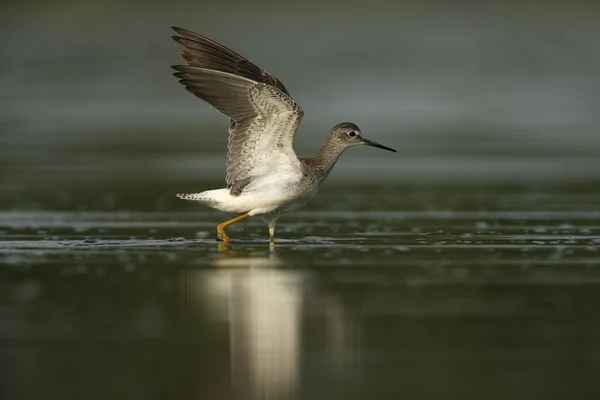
[172,66,304,195]
[172,27,304,195]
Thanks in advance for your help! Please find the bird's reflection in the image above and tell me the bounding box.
[228,260,302,399]
[180,248,359,400]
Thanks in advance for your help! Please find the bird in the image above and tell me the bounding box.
[171,26,396,244]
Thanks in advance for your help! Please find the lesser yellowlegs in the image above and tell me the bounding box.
[171,27,396,243]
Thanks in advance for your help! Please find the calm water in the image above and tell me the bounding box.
[2,2,600,399]
[2,185,600,399]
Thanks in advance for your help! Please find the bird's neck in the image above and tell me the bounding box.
[308,136,346,174]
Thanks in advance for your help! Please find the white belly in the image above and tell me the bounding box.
[191,169,317,216]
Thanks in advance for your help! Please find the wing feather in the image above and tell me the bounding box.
[171,27,304,194]
[172,26,290,95]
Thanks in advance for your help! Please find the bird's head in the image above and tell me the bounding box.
[330,122,396,152]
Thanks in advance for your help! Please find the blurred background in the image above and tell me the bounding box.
[1,1,600,399]
[2,0,600,210]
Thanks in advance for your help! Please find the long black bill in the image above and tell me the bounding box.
[361,138,396,152]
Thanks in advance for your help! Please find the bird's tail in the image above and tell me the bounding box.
[176,192,213,201]
[176,188,233,211]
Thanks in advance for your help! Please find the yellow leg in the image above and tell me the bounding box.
[216,213,250,243]
[269,226,275,243]
[267,218,277,244]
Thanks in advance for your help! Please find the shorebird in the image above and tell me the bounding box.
[171,27,396,243]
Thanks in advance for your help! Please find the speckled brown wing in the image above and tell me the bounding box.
[171,28,304,194]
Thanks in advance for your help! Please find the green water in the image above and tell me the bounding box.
[2,184,600,399]
[3,1,600,399]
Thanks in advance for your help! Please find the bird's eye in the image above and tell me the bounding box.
[348,130,357,137]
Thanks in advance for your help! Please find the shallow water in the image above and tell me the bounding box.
[3,2,600,399]
[2,185,600,399]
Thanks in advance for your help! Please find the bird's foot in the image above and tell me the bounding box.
[217,226,230,244]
